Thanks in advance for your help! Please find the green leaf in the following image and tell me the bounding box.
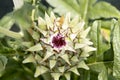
[79,70,90,80]
[21,42,33,48]
[0,55,8,72]
[0,41,15,54]
[0,13,15,29]
[27,43,43,51]
[89,1,120,19]
[88,61,112,73]
[46,0,80,17]
[98,68,108,80]
[112,20,120,79]
[0,27,23,39]
[13,3,33,29]
[90,21,110,61]
[47,0,120,20]
[32,31,40,41]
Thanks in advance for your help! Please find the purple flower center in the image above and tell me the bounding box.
[52,33,66,48]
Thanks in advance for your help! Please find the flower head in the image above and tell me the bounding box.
[23,12,96,80]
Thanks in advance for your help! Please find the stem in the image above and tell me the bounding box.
[31,9,36,21]
[32,0,36,5]
[97,21,101,56]
[83,0,89,21]
[31,0,36,21]
[87,61,113,66]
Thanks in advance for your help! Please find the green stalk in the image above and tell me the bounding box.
[83,0,89,21]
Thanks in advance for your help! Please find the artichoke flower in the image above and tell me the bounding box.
[23,12,96,80]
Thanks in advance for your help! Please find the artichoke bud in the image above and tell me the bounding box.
[23,12,96,80]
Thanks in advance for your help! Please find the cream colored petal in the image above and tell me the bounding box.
[62,13,70,30]
[70,33,77,41]
[80,38,93,45]
[81,27,91,38]
[75,43,86,49]
[38,17,46,25]
[83,46,97,53]
[50,11,56,22]
[42,51,54,62]
[45,12,53,29]
[72,21,85,33]
[70,15,79,27]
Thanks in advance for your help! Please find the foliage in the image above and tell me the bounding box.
[0,0,120,80]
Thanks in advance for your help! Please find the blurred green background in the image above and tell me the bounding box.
[1,0,120,19]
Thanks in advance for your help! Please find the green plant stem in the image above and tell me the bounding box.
[87,61,113,66]
[31,0,36,21]
[32,0,36,5]
[83,0,89,21]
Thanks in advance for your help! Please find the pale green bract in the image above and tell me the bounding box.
[23,12,96,80]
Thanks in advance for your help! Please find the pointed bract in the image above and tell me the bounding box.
[62,13,70,29]
[27,44,43,51]
[78,61,89,70]
[51,73,61,80]
[60,54,71,65]
[69,67,80,75]
[45,12,53,29]
[58,66,65,73]
[42,51,54,62]
[49,60,56,69]
[34,66,48,77]
[23,54,35,63]
[64,73,71,80]
[81,27,91,38]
